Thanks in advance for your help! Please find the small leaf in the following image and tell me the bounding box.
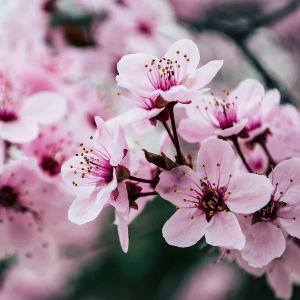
[149,117,157,127]
[116,165,130,180]
[126,182,142,195]
[122,149,128,159]
[129,200,139,210]
[142,149,167,169]
[161,152,177,170]
[112,188,119,200]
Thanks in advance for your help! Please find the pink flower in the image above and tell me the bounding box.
[0,159,66,274]
[241,158,300,267]
[61,116,129,226]
[0,72,67,143]
[22,123,80,195]
[178,79,264,143]
[156,138,273,250]
[116,39,223,105]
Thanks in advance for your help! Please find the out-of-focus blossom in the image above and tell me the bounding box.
[0,159,68,274]
[174,259,242,300]
[156,138,272,249]
[0,72,66,143]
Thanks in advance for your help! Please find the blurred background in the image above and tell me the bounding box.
[1,0,300,299]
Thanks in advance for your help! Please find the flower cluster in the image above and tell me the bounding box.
[0,1,300,300]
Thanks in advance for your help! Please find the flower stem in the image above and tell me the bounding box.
[135,191,158,198]
[168,103,185,165]
[258,141,275,167]
[129,175,158,184]
[160,120,175,145]
[231,136,253,173]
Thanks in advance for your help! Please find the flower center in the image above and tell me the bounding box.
[71,141,114,187]
[145,51,190,91]
[40,156,61,176]
[0,186,19,208]
[0,110,18,122]
[197,91,238,130]
[136,20,153,35]
[175,167,232,222]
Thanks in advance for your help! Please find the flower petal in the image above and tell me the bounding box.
[226,174,273,214]
[163,39,200,74]
[215,118,248,137]
[269,158,300,205]
[196,138,235,187]
[241,221,285,267]
[205,212,245,250]
[278,204,300,239]
[231,79,264,119]
[155,166,200,206]
[178,119,215,143]
[162,208,207,247]
[19,92,67,125]
[185,60,223,90]
[0,119,39,143]
[266,261,292,300]
[116,210,129,253]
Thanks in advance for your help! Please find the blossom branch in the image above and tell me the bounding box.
[168,103,185,165]
[129,176,159,184]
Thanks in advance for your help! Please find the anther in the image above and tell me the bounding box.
[90,136,93,139]
[217,163,220,167]
[293,216,296,220]
[190,187,194,191]
[190,216,194,219]
[277,225,281,228]
[174,189,177,192]
[182,172,186,175]
[175,206,179,210]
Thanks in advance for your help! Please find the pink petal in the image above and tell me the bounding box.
[226,173,273,214]
[68,174,117,225]
[278,204,300,238]
[231,250,266,277]
[108,180,129,213]
[178,119,215,143]
[108,123,128,167]
[241,221,286,267]
[162,208,207,247]
[0,119,39,143]
[262,89,280,123]
[116,211,129,253]
[196,138,235,187]
[94,116,113,145]
[269,158,300,205]
[185,60,223,90]
[159,85,202,102]
[266,261,292,300]
[7,212,36,249]
[155,165,200,206]
[205,212,245,250]
[231,79,264,119]
[19,92,67,125]
[215,118,248,137]
[19,231,57,275]
[163,39,200,74]
[283,240,300,282]
[107,108,163,128]
[117,53,158,77]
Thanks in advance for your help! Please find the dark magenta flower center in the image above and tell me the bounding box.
[40,156,61,176]
[0,186,18,208]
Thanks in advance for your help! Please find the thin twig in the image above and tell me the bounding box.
[129,176,158,184]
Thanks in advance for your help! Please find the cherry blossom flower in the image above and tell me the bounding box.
[61,116,129,226]
[116,39,223,106]
[156,138,273,250]
[178,79,264,143]
[22,123,80,196]
[0,72,67,143]
[241,158,300,267]
[0,159,67,274]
